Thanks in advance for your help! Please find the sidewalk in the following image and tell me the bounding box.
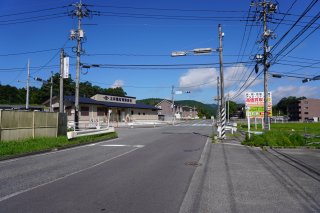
[180,136,320,213]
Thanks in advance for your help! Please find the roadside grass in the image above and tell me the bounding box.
[239,122,320,148]
[0,132,118,159]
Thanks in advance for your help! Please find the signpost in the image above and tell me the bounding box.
[245,92,272,130]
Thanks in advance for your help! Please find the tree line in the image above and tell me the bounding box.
[0,74,126,105]
[0,75,306,118]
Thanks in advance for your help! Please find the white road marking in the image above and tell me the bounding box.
[100,144,145,148]
[0,148,139,202]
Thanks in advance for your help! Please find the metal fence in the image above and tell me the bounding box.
[0,110,67,141]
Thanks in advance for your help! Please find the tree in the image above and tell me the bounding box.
[0,75,128,105]
[274,96,306,115]
[104,87,127,96]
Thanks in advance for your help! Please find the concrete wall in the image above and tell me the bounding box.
[0,110,67,141]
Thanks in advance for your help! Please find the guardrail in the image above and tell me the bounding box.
[67,127,115,139]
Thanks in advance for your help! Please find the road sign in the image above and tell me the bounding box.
[63,57,69,79]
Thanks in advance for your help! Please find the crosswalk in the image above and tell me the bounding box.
[174,122,212,127]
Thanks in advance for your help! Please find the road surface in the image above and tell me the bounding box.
[1,120,319,213]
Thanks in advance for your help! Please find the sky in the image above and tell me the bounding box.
[0,0,319,105]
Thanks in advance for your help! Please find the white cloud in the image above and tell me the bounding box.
[112,80,124,88]
[226,89,253,103]
[179,68,218,90]
[271,85,319,104]
[224,64,262,89]
[178,64,261,92]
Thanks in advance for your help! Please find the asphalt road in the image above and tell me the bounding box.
[0,120,212,213]
[1,120,319,213]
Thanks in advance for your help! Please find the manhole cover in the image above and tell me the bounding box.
[184,161,202,167]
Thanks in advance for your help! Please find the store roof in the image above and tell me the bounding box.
[64,96,159,110]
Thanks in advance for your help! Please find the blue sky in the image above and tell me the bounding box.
[1,0,319,104]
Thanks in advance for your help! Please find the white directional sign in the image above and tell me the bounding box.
[63,57,69,79]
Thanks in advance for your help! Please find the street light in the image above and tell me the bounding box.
[170,24,225,139]
[171,48,217,57]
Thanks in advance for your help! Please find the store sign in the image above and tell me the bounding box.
[245,92,272,117]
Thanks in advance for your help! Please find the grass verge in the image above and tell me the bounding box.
[238,122,320,148]
[241,131,320,148]
[0,132,118,159]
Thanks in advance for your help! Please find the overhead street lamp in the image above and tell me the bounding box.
[171,48,217,57]
[171,24,226,139]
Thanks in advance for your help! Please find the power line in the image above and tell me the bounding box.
[90,4,247,13]
[31,39,71,75]
[273,0,297,32]
[274,23,320,62]
[0,5,69,18]
[84,52,253,57]
[0,12,68,23]
[0,47,72,57]
[231,6,255,85]
[230,71,263,100]
[270,0,319,54]
[0,14,67,26]
[96,12,250,22]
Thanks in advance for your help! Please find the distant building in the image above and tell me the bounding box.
[288,98,320,122]
[155,99,198,121]
[287,100,300,121]
[43,94,159,126]
[298,98,320,122]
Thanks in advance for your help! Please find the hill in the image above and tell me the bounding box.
[138,98,217,118]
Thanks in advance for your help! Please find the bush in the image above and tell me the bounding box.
[243,131,305,148]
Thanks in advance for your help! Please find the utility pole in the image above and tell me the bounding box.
[26,59,30,110]
[252,0,277,130]
[216,76,220,123]
[262,0,269,131]
[171,85,175,125]
[70,0,90,129]
[50,71,53,112]
[227,93,230,124]
[218,24,226,139]
[59,48,64,113]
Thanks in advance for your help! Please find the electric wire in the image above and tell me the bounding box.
[0,5,69,18]
[270,0,319,54]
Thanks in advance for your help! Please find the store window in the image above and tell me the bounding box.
[80,106,89,116]
[97,107,105,116]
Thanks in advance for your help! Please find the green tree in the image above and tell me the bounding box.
[104,87,127,96]
[274,96,306,115]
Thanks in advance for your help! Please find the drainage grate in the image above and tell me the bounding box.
[184,161,202,167]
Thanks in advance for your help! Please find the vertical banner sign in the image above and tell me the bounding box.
[63,57,69,79]
[245,92,272,118]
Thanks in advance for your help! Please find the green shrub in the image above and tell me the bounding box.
[242,131,305,148]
